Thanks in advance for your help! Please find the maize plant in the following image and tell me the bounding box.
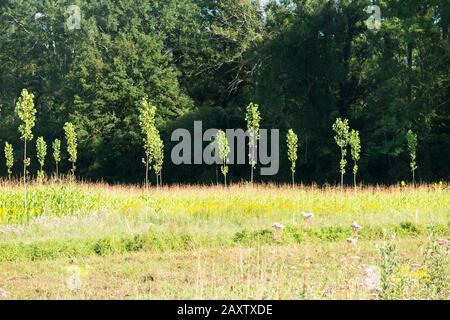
[332,118,350,190]
[286,129,298,186]
[349,129,361,188]
[15,89,37,222]
[406,130,418,186]
[216,130,230,186]
[4,142,14,180]
[52,139,61,177]
[64,122,78,179]
[36,137,47,181]
[245,102,261,184]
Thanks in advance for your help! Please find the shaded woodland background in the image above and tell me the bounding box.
[0,0,449,184]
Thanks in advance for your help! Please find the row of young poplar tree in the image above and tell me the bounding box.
[3,89,419,189]
[3,89,78,183]
[202,102,418,189]
[121,95,419,189]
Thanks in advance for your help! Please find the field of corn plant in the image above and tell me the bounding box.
[0,181,448,300]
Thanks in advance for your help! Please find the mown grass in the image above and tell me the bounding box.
[1,219,448,263]
[0,181,448,299]
[1,240,448,300]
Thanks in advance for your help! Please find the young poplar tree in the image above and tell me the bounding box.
[15,89,37,221]
[245,102,261,184]
[52,139,61,177]
[4,142,14,180]
[286,129,298,186]
[153,135,164,187]
[139,98,157,190]
[332,118,350,190]
[406,130,418,185]
[64,122,78,179]
[349,129,361,188]
[36,137,47,181]
[216,130,230,187]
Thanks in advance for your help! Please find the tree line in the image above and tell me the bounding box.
[0,0,448,184]
[3,89,419,190]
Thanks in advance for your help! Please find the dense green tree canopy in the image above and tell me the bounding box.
[0,0,448,184]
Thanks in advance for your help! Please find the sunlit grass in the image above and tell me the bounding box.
[0,181,448,224]
[0,181,448,299]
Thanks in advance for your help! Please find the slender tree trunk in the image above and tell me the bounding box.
[215,164,218,186]
[145,157,149,207]
[249,129,260,186]
[71,162,76,181]
[250,139,255,185]
[160,172,163,187]
[340,148,344,191]
[145,157,149,191]
[56,162,59,178]
[155,172,159,189]
[292,171,295,187]
[224,173,227,187]
[412,170,415,187]
[39,165,43,184]
[354,172,357,189]
[23,140,27,223]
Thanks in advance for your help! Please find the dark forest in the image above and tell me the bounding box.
[1,0,449,184]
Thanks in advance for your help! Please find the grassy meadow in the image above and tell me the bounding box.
[0,181,448,300]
